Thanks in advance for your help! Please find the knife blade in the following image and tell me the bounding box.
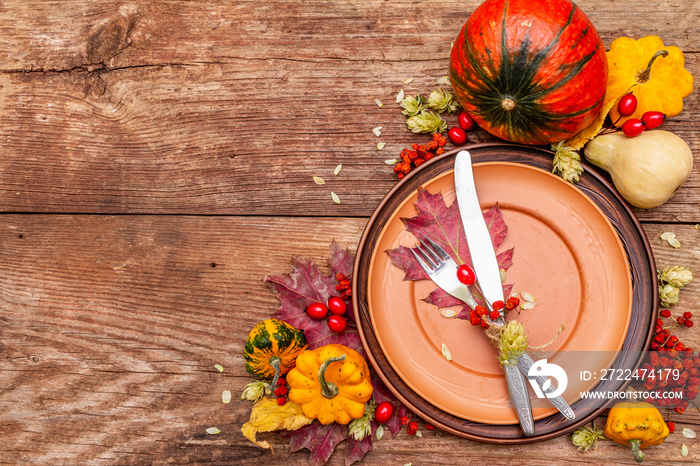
[454,149,535,436]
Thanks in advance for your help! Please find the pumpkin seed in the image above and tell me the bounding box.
[500,269,507,283]
[415,431,423,437]
[222,390,232,404]
[334,164,342,176]
[331,192,340,204]
[441,343,452,361]
[681,444,688,458]
[206,427,221,435]
[384,159,397,165]
[313,176,325,185]
[376,425,384,440]
[372,126,382,137]
[438,76,450,85]
[521,291,536,302]
[521,301,537,310]
[441,309,457,318]
[396,89,405,103]
[374,98,384,107]
[403,77,414,84]
[660,232,681,248]
[682,427,696,438]
[214,364,224,372]
[376,142,386,150]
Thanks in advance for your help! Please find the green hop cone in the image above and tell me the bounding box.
[498,321,528,366]
[659,283,680,307]
[658,265,693,289]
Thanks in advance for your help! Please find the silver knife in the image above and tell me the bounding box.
[454,149,535,436]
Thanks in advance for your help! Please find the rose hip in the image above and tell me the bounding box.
[327,315,347,333]
[617,93,638,116]
[306,302,328,320]
[456,264,476,286]
[448,127,468,146]
[641,111,666,130]
[622,118,645,137]
[327,296,347,315]
[457,111,477,131]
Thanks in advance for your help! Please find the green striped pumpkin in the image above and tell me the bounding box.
[449,0,608,145]
[244,319,307,380]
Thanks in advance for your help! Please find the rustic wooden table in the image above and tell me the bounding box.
[1,1,698,464]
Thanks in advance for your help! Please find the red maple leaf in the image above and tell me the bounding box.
[386,187,514,318]
[264,241,364,354]
[284,422,347,466]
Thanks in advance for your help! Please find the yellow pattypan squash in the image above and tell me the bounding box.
[604,401,669,463]
[607,35,694,123]
[287,344,373,425]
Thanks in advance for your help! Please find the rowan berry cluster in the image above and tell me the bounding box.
[467,297,520,327]
[392,133,446,180]
[638,311,698,413]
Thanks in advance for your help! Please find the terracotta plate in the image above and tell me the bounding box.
[353,143,657,443]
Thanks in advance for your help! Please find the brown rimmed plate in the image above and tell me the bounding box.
[352,143,656,444]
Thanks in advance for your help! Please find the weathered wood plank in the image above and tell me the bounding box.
[0,1,698,221]
[0,215,697,464]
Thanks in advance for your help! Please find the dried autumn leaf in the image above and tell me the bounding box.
[313,176,325,185]
[386,187,514,317]
[562,90,628,150]
[242,397,314,450]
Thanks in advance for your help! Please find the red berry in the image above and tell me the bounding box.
[489,310,500,321]
[456,264,476,286]
[277,397,286,406]
[659,310,671,318]
[274,386,288,397]
[306,302,328,320]
[327,315,347,333]
[480,321,489,329]
[492,300,505,311]
[374,402,394,424]
[327,296,347,315]
[677,316,686,324]
[407,421,418,436]
[641,111,666,130]
[667,421,675,433]
[617,93,638,116]
[622,118,645,137]
[400,415,410,426]
[683,312,693,319]
[447,127,468,146]
[685,320,694,328]
[457,111,476,131]
[425,422,435,430]
[277,378,286,386]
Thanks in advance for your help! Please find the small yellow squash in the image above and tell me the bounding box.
[287,344,373,425]
[604,401,669,463]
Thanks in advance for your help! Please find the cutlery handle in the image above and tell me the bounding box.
[504,363,535,436]
[518,354,576,420]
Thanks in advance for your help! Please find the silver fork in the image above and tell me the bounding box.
[410,237,575,421]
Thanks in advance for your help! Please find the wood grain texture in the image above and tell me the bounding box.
[1,216,698,464]
[0,0,699,464]
[0,1,697,221]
